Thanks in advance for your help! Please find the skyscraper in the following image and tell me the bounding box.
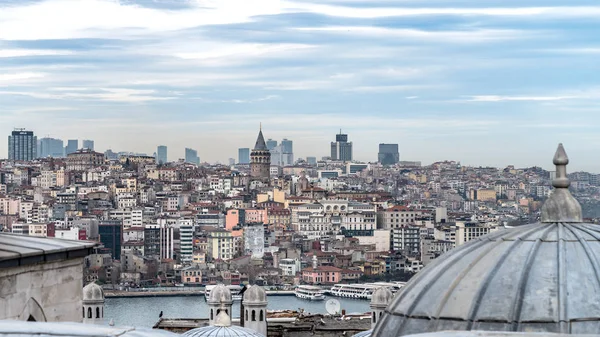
[65,139,78,155]
[238,148,250,164]
[281,138,294,164]
[82,139,94,150]
[157,145,168,164]
[8,129,37,161]
[378,143,399,165]
[185,148,200,165]
[306,156,317,165]
[266,139,277,151]
[330,130,352,162]
[38,137,64,158]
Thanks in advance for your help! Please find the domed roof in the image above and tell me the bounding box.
[370,287,393,307]
[182,311,265,337]
[83,282,104,302]
[208,284,232,304]
[243,285,267,304]
[374,144,599,336]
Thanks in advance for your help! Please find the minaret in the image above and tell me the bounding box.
[82,282,105,324]
[207,284,233,325]
[250,125,271,182]
[370,287,392,328]
[242,285,268,336]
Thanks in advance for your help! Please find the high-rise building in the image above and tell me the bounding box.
[82,139,94,150]
[266,139,277,151]
[185,148,200,165]
[8,129,37,161]
[271,144,293,167]
[98,220,122,260]
[238,148,250,164]
[306,156,317,165]
[38,137,64,158]
[65,139,78,155]
[157,145,168,164]
[330,130,352,162]
[378,143,399,165]
[250,127,271,180]
[179,219,194,264]
[281,138,294,164]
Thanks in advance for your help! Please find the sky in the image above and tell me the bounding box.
[1,0,600,172]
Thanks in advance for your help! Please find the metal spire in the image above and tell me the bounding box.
[540,143,582,223]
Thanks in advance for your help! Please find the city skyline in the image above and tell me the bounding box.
[2,0,600,170]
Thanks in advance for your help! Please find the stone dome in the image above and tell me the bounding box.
[243,285,267,304]
[352,330,372,337]
[208,284,232,304]
[370,287,393,307]
[82,282,104,303]
[183,311,265,337]
[373,144,600,336]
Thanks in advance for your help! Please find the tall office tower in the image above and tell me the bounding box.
[378,143,400,165]
[250,126,271,180]
[238,148,250,164]
[271,144,293,167]
[65,139,78,155]
[185,148,200,165]
[330,130,352,162]
[82,139,94,150]
[38,137,64,158]
[8,129,37,161]
[266,139,277,151]
[281,138,294,164]
[156,145,168,164]
[306,156,317,165]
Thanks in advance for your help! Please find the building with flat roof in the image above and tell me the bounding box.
[331,131,352,162]
[8,129,37,161]
[378,143,399,165]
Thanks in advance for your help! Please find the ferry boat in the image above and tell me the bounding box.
[204,284,243,301]
[295,285,326,301]
[328,282,405,300]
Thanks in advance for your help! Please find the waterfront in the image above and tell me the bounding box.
[105,296,371,327]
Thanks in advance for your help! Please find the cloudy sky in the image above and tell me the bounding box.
[1,0,600,171]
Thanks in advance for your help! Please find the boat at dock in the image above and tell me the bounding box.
[295,285,326,301]
[204,284,243,301]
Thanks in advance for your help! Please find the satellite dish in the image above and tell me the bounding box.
[326,299,341,315]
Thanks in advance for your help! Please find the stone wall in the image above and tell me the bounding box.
[0,258,85,322]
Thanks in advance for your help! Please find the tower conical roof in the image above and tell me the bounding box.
[254,129,267,151]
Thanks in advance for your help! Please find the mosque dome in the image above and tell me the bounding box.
[83,282,104,303]
[182,311,265,337]
[374,144,600,336]
[208,284,232,304]
[243,285,267,304]
[370,287,393,308]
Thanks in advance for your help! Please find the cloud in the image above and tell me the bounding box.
[0,72,46,81]
[0,87,176,102]
[294,26,531,42]
[0,49,76,57]
[465,95,576,102]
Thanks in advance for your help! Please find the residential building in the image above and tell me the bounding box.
[243,223,265,259]
[158,218,175,260]
[179,218,194,264]
[66,149,105,171]
[330,131,352,162]
[98,220,122,260]
[207,228,234,261]
[8,129,37,161]
[456,222,499,246]
[378,143,399,165]
[301,266,342,285]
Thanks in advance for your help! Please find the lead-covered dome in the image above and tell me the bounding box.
[83,282,104,303]
[374,144,599,336]
[208,284,232,304]
[243,285,267,304]
[371,287,393,307]
[183,311,264,337]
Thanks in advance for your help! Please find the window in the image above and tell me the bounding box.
[88,307,92,318]
[252,310,256,321]
[260,310,264,321]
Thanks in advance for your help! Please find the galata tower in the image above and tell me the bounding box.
[250,125,271,181]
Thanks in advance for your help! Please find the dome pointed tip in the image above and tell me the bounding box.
[553,143,568,165]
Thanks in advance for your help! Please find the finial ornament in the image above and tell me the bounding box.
[541,143,582,223]
[260,122,262,131]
